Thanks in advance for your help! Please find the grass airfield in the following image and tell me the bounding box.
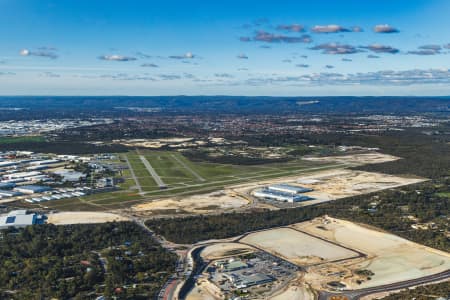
[38,149,333,211]
[33,150,424,215]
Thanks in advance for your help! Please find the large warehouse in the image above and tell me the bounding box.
[266,183,312,194]
[252,183,314,203]
[0,210,45,229]
[14,185,52,194]
[253,188,313,203]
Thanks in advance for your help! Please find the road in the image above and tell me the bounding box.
[124,155,143,194]
[318,269,450,300]
[171,154,206,182]
[139,155,167,188]
[129,217,189,300]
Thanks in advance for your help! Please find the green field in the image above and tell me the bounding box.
[32,149,343,211]
[435,192,450,198]
[0,135,45,144]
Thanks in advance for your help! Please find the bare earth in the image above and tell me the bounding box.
[132,191,249,215]
[240,227,359,266]
[294,217,450,289]
[302,152,399,164]
[47,212,129,225]
[200,242,256,260]
[270,284,316,300]
[233,169,425,207]
[186,279,223,300]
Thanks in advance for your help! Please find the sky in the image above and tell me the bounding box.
[0,0,450,96]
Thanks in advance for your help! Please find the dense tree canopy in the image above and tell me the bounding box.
[0,222,176,299]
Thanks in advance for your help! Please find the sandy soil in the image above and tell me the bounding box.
[132,191,249,214]
[270,285,316,300]
[47,212,128,225]
[303,152,399,164]
[295,217,450,289]
[200,242,256,260]
[295,170,425,203]
[240,227,359,266]
[186,279,224,300]
[232,169,425,208]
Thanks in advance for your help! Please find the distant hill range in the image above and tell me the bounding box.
[0,96,448,115]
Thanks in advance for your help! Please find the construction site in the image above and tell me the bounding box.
[184,216,450,300]
[130,166,425,218]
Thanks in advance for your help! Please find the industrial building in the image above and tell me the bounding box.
[14,185,52,194]
[267,183,312,194]
[252,183,314,203]
[253,188,313,203]
[0,210,45,229]
[232,273,274,288]
[54,170,86,182]
[3,171,41,180]
[0,190,23,198]
[215,260,249,272]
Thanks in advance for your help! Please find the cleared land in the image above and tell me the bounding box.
[200,242,256,260]
[270,285,316,300]
[294,217,450,289]
[303,152,399,165]
[240,227,359,266]
[186,279,223,300]
[47,211,128,224]
[231,168,425,208]
[0,135,45,144]
[293,169,425,203]
[132,191,249,216]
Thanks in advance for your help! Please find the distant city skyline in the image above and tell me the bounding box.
[0,0,450,95]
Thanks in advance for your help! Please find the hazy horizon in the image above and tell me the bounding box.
[1,0,450,96]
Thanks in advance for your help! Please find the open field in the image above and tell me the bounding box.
[303,152,399,165]
[47,211,129,224]
[240,227,359,266]
[294,217,450,289]
[0,135,45,144]
[131,191,249,216]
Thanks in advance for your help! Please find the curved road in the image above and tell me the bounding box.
[318,269,450,300]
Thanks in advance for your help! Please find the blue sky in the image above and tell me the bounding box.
[0,0,450,95]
